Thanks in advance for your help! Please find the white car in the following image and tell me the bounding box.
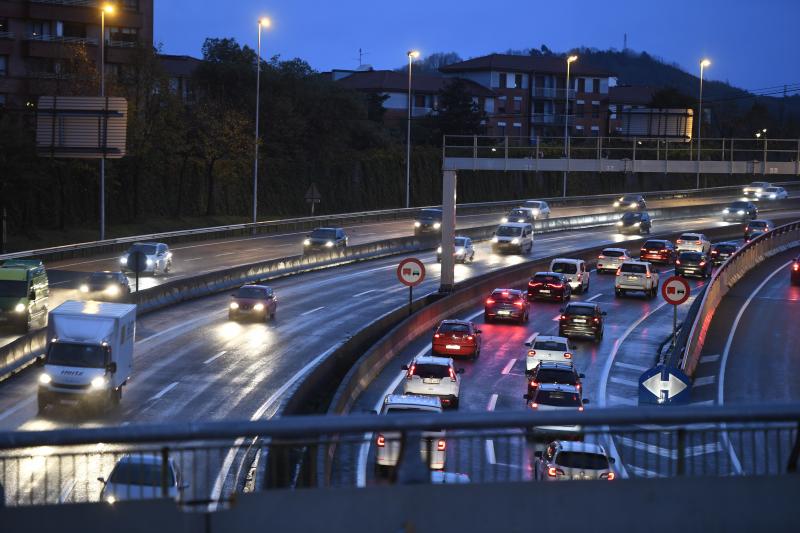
[757,186,788,200]
[596,248,631,274]
[743,181,771,198]
[534,441,616,481]
[522,200,551,219]
[524,335,574,374]
[550,258,589,293]
[99,454,186,504]
[119,242,173,276]
[675,232,711,254]
[491,223,534,254]
[402,355,463,409]
[436,236,475,264]
[615,260,659,298]
[525,384,588,437]
[375,395,446,474]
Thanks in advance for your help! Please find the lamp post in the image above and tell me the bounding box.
[405,50,419,209]
[696,58,711,189]
[253,17,270,234]
[99,3,114,240]
[563,55,577,198]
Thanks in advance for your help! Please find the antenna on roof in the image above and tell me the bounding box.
[623,33,628,51]
[356,48,369,67]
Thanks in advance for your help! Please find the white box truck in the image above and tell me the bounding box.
[37,300,136,414]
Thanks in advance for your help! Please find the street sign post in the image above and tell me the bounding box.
[304,183,322,216]
[638,364,692,405]
[661,276,691,350]
[128,250,148,293]
[397,257,425,315]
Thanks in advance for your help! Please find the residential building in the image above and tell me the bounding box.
[0,0,153,108]
[609,85,693,139]
[159,53,200,103]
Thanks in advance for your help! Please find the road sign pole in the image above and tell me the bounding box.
[409,286,413,316]
[672,304,678,350]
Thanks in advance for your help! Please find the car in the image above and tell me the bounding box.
[413,208,443,235]
[533,441,616,481]
[303,227,347,252]
[710,242,739,265]
[484,288,529,323]
[527,361,584,393]
[615,260,660,298]
[436,236,475,263]
[744,219,774,240]
[228,284,277,321]
[675,252,712,279]
[119,242,172,276]
[0,260,49,333]
[675,232,711,254]
[375,395,446,475]
[722,201,758,222]
[402,355,463,409]
[791,256,800,285]
[502,207,538,225]
[522,200,551,219]
[615,212,651,235]
[757,186,788,200]
[613,194,647,212]
[491,223,533,254]
[745,230,767,243]
[639,239,677,265]
[558,303,605,342]
[596,248,631,274]
[528,272,571,302]
[549,258,590,294]
[743,181,771,198]
[432,319,481,359]
[524,383,589,437]
[524,335,575,374]
[79,271,131,300]
[98,454,187,504]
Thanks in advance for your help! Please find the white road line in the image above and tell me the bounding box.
[700,354,721,364]
[463,309,485,321]
[149,381,178,401]
[0,397,34,422]
[607,394,637,406]
[524,331,540,344]
[551,314,561,322]
[585,293,602,302]
[692,399,716,406]
[693,375,716,387]
[184,257,202,262]
[609,376,639,388]
[614,361,650,372]
[203,351,227,365]
[352,290,376,298]
[59,479,76,503]
[500,358,516,375]
[359,232,377,236]
[485,440,497,465]
[487,393,498,412]
[617,436,723,459]
[626,465,665,478]
[301,306,325,316]
[215,252,235,257]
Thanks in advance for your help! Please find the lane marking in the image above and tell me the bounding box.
[0,397,34,422]
[352,290,376,298]
[149,381,178,401]
[301,306,325,316]
[59,479,76,503]
[203,351,227,365]
[693,375,716,387]
[487,393,498,412]
[501,359,516,375]
[585,293,602,302]
[184,257,202,262]
[693,399,716,406]
[215,252,235,257]
[626,465,665,478]
[609,376,638,388]
[551,314,561,322]
[485,440,497,465]
[524,331,540,344]
[700,354,720,364]
[614,361,650,372]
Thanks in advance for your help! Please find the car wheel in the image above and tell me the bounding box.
[270,311,276,320]
[451,398,460,409]
[615,289,622,297]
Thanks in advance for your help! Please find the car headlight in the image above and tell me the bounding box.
[414,222,421,228]
[517,218,525,223]
[120,256,128,265]
[146,258,154,266]
[634,222,641,227]
[501,217,508,223]
[455,248,465,256]
[737,210,745,215]
[254,303,265,311]
[39,373,52,385]
[14,303,26,313]
[616,221,623,226]
[90,376,107,390]
[80,284,90,293]
[723,209,730,213]
[433,222,441,229]
[491,236,499,243]
[531,209,539,215]
[106,496,116,505]
[229,302,239,310]
[511,238,520,244]
[106,285,120,296]
[303,239,311,246]
[325,241,334,247]
[613,202,620,207]
[630,202,637,208]
[436,246,442,253]
[770,194,776,199]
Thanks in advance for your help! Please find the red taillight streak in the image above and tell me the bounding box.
[406,364,415,379]
[548,467,564,477]
[530,380,539,387]
[437,439,446,451]
[793,263,799,271]
[560,315,566,320]
[548,283,563,288]
[449,367,457,382]
[376,435,385,447]
[528,350,536,356]
[486,298,495,305]
[606,472,616,481]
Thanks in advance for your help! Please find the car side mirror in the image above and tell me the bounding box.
[97,477,106,484]
[524,342,532,347]
[107,362,117,374]
[533,451,543,458]
[582,398,590,405]
[608,457,616,464]
[456,368,465,374]
[401,365,409,371]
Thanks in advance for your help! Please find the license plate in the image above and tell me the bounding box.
[445,344,461,350]
[573,318,586,323]
[423,378,440,384]
[685,268,695,272]
[627,276,638,280]
[498,310,511,316]
[540,290,550,294]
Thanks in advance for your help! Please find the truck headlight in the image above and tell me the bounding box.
[433,222,441,229]
[436,246,442,253]
[90,376,108,390]
[303,239,311,246]
[770,194,776,199]
[14,303,25,313]
[106,285,120,296]
[254,303,265,311]
[414,222,421,228]
[630,202,637,208]
[511,238,520,244]
[517,218,525,223]
[723,209,730,213]
[80,284,90,293]
[146,258,154,266]
[325,241,334,247]
[120,257,128,265]
[229,302,239,310]
[39,373,52,385]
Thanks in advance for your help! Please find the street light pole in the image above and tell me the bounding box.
[696,59,711,189]
[563,55,577,198]
[253,18,270,235]
[406,50,419,209]
[99,3,114,241]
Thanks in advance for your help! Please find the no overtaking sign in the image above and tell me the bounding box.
[661,276,690,305]
[397,258,425,287]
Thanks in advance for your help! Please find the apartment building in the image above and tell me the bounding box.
[0,0,153,107]
[440,53,614,139]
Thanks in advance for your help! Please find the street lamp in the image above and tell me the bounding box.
[563,55,577,198]
[696,58,711,189]
[405,50,420,209]
[252,17,270,234]
[99,2,115,240]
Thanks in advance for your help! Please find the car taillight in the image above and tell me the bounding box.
[598,255,606,259]
[549,283,563,289]
[695,241,702,245]
[560,315,566,320]
[711,251,718,255]
[676,260,681,265]
[578,405,584,412]
[434,333,441,339]
[564,352,572,359]
[530,380,539,387]
[676,239,683,244]
[601,472,616,481]
[794,263,799,272]
[437,439,446,452]
[547,467,564,477]
[502,291,509,297]
[467,335,474,341]
[376,435,385,447]
[615,269,621,276]
[486,298,495,305]
[528,350,536,357]
[593,317,600,323]
[646,271,651,278]
[514,300,524,308]
[406,364,416,379]
[449,368,457,382]
[530,403,538,409]
[699,261,706,266]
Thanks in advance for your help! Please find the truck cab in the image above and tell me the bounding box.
[0,260,49,333]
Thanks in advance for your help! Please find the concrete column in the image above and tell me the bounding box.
[439,169,457,293]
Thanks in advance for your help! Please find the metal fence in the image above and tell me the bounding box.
[0,404,798,507]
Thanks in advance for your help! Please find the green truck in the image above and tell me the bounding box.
[0,260,49,333]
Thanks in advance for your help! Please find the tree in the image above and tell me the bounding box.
[434,79,486,137]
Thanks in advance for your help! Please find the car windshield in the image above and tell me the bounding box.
[533,340,568,352]
[454,238,468,247]
[565,305,594,316]
[0,280,27,297]
[235,286,267,299]
[509,209,529,218]
[642,241,665,249]
[715,245,737,253]
[89,273,117,283]
[535,390,581,407]
[764,187,779,192]
[729,202,749,209]
[552,262,577,274]
[602,250,625,257]
[438,323,470,334]
[620,263,647,274]
[109,459,174,486]
[535,369,577,384]
[749,221,767,228]
[621,195,640,202]
[412,364,450,379]
[496,226,522,237]
[621,213,642,222]
[47,342,107,369]
[128,244,156,255]
[491,291,521,302]
[525,201,542,208]
[384,406,434,415]
[310,229,337,239]
[679,252,702,262]
[418,209,442,219]
[556,452,609,470]
[533,274,561,283]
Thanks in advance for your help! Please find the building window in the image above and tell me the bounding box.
[592,78,600,93]
[414,93,426,108]
[497,96,507,114]
[0,55,7,76]
[577,78,585,93]
[28,21,51,37]
[109,27,139,43]
[512,96,522,113]
[0,94,6,107]
[592,103,600,118]
[497,121,507,136]
[514,73,523,89]
[61,22,86,39]
[575,104,584,119]
[512,122,522,136]
[498,72,507,89]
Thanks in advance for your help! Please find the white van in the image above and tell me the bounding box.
[491,223,534,254]
[550,258,590,294]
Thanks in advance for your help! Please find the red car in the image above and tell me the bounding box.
[484,289,530,324]
[639,239,676,264]
[432,320,482,358]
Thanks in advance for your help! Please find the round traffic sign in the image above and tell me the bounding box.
[397,258,426,287]
[661,276,690,305]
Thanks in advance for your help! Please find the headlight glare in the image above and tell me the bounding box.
[491,236,499,243]
[303,239,311,246]
[120,257,127,265]
[511,238,520,244]
[146,258,154,266]
[39,373,52,385]
[436,246,442,253]
[90,376,107,390]
[14,303,25,313]
[229,302,239,310]
[737,210,745,215]
[433,222,441,229]
[414,222,421,228]
[106,285,120,296]
[501,217,508,223]
[254,303,265,311]
[325,241,334,247]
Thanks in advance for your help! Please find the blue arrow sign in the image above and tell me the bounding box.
[638,364,692,406]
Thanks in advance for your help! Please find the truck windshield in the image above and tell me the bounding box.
[0,280,27,297]
[47,342,107,369]
[496,226,522,237]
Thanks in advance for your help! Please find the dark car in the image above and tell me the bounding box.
[744,219,774,240]
[414,208,443,235]
[528,361,585,392]
[791,256,800,285]
[616,212,651,235]
[639,239,676,264]
[614,194,647,212]
[710,242,738,265]
[558,303,606,342]
[303,227,347,252]
[528,272,571,302]
[484,289,530,324]
[722,201,758,222]
[675,252,712,279]
[745,230,767,243]
[229,284,277,322]
[79,271,130,300]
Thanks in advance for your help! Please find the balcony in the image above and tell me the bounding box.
[532,87,575,100]
[24,33,97,46]
[531,113,573,125]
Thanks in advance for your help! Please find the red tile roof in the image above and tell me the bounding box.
[336,70,495,97]
[440,53,613,78]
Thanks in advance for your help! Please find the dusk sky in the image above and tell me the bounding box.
[156,0,799,92]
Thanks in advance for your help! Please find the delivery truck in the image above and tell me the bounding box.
[37,300,136,414]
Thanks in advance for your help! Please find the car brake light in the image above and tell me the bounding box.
[676,260,681,265]
[676,239,683,244]
[467,335,474,341]
[406,364,416,379]
[615,269,621,276]
[531,403,538,409]
[528,350,536,356]
[434,333,440,339]
[560,315,566,320]
[794,263,799,272]
[514,300,524,308]
[376,435,385,447]
[549,283,563,289]
[646,271,651,278]
[449,367,457,382]
[486,298,495,305]
[598,255,606,259]
[593,317,600,323]
[606,472,616,481]
[695,241,702,245]
[437,439,446,451]
[699,261,706,266]
[547,467,564,477]
[530,380,539,387]
[564,352,572,359]
[502,291,509,297]
[578,405,584,412]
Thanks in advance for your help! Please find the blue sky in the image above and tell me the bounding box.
[156,0,799,92]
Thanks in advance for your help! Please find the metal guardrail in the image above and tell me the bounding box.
[680,219,800,376]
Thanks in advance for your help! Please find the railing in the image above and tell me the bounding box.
[0,404,798,507]
[532,87,575,99]
[0,31,15,39]
[24,34,98,45]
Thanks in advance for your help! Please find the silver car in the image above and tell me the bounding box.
[119,242,173,276]
[436,236,475,263]
[99,454,186,504]
[525,384,589,437]
[375,395,446,475]
[534,441,616,481]
[596,248,630,274]
[402,355,463,409]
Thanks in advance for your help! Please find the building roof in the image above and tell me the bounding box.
[609,85,657,105]
[158,54,202,77]
[336,69,494,97]
[440,53,613,78]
